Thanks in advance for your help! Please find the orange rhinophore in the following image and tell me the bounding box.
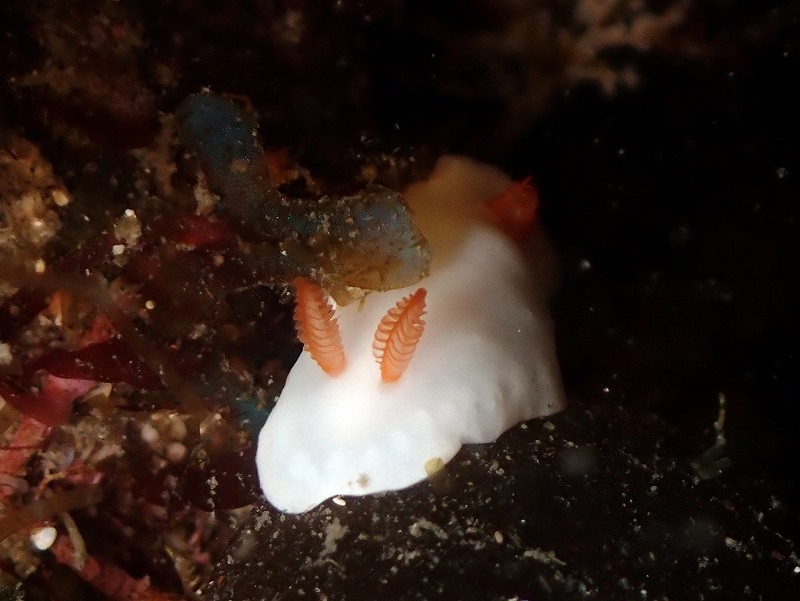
[293,277,346,376]
[485,176,539,244]
[372,288,427,383]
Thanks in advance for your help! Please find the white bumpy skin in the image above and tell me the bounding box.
[257,155,566,513]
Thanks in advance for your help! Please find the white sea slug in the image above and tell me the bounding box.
[257,155,566,513]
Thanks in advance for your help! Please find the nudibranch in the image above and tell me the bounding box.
[257,155,566,513]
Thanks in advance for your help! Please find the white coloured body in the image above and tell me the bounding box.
[257,156,566,513]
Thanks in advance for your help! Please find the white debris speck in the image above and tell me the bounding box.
[0,342,12,366]
[51,189,71,207]
[34,258,46,273]
[320,517,349,558]
[113,210,142,245]
[165,441,187,463]
[253,510,271,531]
[30,526,57,551]
[112,244,126,256]
[522,547,567,567]
[409,518,448,540]
[194,183,219,215]
[331,496,346,506]
[140,423,159,446]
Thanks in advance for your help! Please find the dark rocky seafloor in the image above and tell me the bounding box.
[0,1,798,600]
[212,404,798,600]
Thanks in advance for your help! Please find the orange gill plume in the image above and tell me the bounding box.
[292,277,346,376]
[372,288,427,383]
